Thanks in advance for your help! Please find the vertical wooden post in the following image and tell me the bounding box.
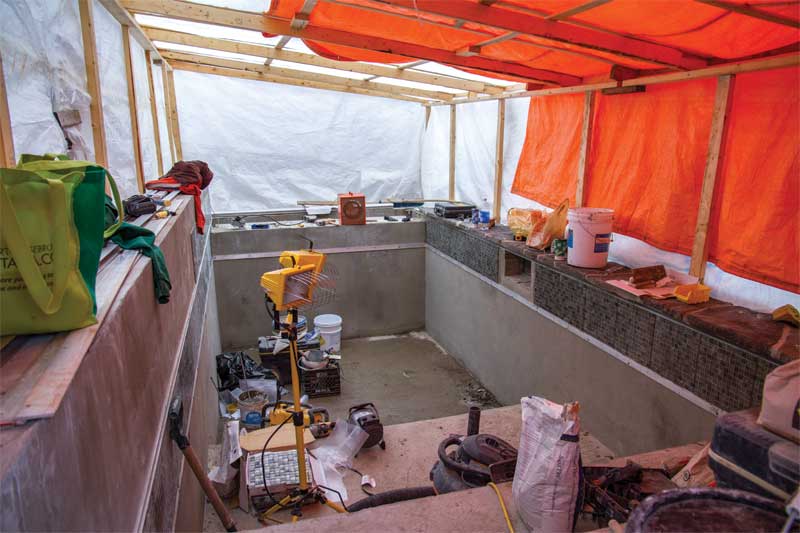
[0,53,15,167]
[122,26,145,192]
[424,105,431,129]
[576,90,596,208]
[166,68,183,161]
[161,61,177,163]
[448,104,456,201]
[145,51,164,176]
[689,74,735,281]
[78,0,108,167]
[492,99,505,220]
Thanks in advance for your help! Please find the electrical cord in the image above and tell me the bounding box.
[346,466,374,496]
[316,483,349,512]
[487,482,515,533]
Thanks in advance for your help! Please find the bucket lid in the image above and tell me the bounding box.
[567,207,614,222]
[314,314,342,327]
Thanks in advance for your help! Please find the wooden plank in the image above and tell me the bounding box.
[144,27,497,94]
[166,68,183,161]
[159,50,455,100]
[575,90,595,207]
[98,0,163,56]
[122,0,583,86]
[145,50,164,175]
[122,26,145,192]
[429,53,799,106]
[449,104,456,201]
[492,99,505,220]
[0,53,15,167]
[696,0,800,29]
[79,0,109,167]
[161,60,177,163]
[170,60,431,104]
[689,75,735,281]
[378,0,709,70]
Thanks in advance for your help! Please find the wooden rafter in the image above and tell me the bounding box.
[377,0,709,70]
[170,60,432,103]
[545,0,612,21]
[427,53,799,105]
[0,53,15,167]
[122,0,583,85]
[79,0,109,167]
[160,50,454,100]
[145,27,501,94]
[122,26,145,191]
[696,0,800,29]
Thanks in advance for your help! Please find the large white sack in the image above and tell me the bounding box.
[512,396,581,532]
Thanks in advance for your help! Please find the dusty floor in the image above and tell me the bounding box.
[203,332,501,531]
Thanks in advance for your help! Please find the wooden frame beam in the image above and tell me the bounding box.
[165,68,182,161]
[0,53,15,167]
[449,104,456,200]
[98,0,163,57]
[160,50,454,100]
[427,53,798,105]
[696,0,800,29]
[79,0,109,167]
[492,99,505,220]
[161,60,177,162]
[170,60,431,103]
[122,26,145,191]
[144,27,501,94]
[122,0,583,85]
[144,50,164,175]
[378,0,709,70]
[575,90,595,207]
[690,74,735,281]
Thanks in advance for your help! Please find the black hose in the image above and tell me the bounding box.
[346,486,436,513]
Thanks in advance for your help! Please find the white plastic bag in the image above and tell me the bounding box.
[512,396,581,532]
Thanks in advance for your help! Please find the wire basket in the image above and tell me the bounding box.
[263,257,338,311]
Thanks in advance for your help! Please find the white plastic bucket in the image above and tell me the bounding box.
[566,208,614,268]
[314,314,343,352]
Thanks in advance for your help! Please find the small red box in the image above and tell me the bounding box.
[338,193,366,225]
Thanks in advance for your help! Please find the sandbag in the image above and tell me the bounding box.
[757,359,800,443]
[512,395,581,532]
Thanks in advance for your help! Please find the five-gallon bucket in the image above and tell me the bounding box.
[566,208,614,268]
[314,314,343,352]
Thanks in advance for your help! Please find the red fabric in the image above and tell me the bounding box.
[146,161,213,234]
[707,67,800,293]
[510,92,583,207]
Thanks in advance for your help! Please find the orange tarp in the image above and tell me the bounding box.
[584,79,717,256]
[510,93,583,207]
[707,67,800,293]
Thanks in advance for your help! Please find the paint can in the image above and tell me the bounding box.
[238,389,267,429]
[566,208,614,268]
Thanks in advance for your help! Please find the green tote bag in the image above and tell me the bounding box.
[0,155,123,335]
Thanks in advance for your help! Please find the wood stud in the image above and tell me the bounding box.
[492,99,505,220]
[0,53,15,167]
[79,0,109,167]
[449,104,456,201]
[122,26,145,191]
[166,68,183,161]
[575,90,595,207]
[689,74,735,281]
[145,51,164,175]
[161,61,177,163]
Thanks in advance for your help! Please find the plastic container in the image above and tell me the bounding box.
[566,208,614,268]
[237,390,268,429]
[314,314,342,352]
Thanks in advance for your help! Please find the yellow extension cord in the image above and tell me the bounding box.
[487,482,515,533]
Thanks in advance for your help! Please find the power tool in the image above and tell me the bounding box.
[261,400,330,428]
[429,407,517,494]
[348,403,385,450]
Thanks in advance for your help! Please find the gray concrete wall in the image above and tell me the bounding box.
[425,249,716,456]
[212,222,426,350]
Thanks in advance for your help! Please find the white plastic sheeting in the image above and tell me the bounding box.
[0,0,93,160]
[130,40,158,181]
[172,70,425,213]
[420,98,798,312]
[93,0,138,198]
